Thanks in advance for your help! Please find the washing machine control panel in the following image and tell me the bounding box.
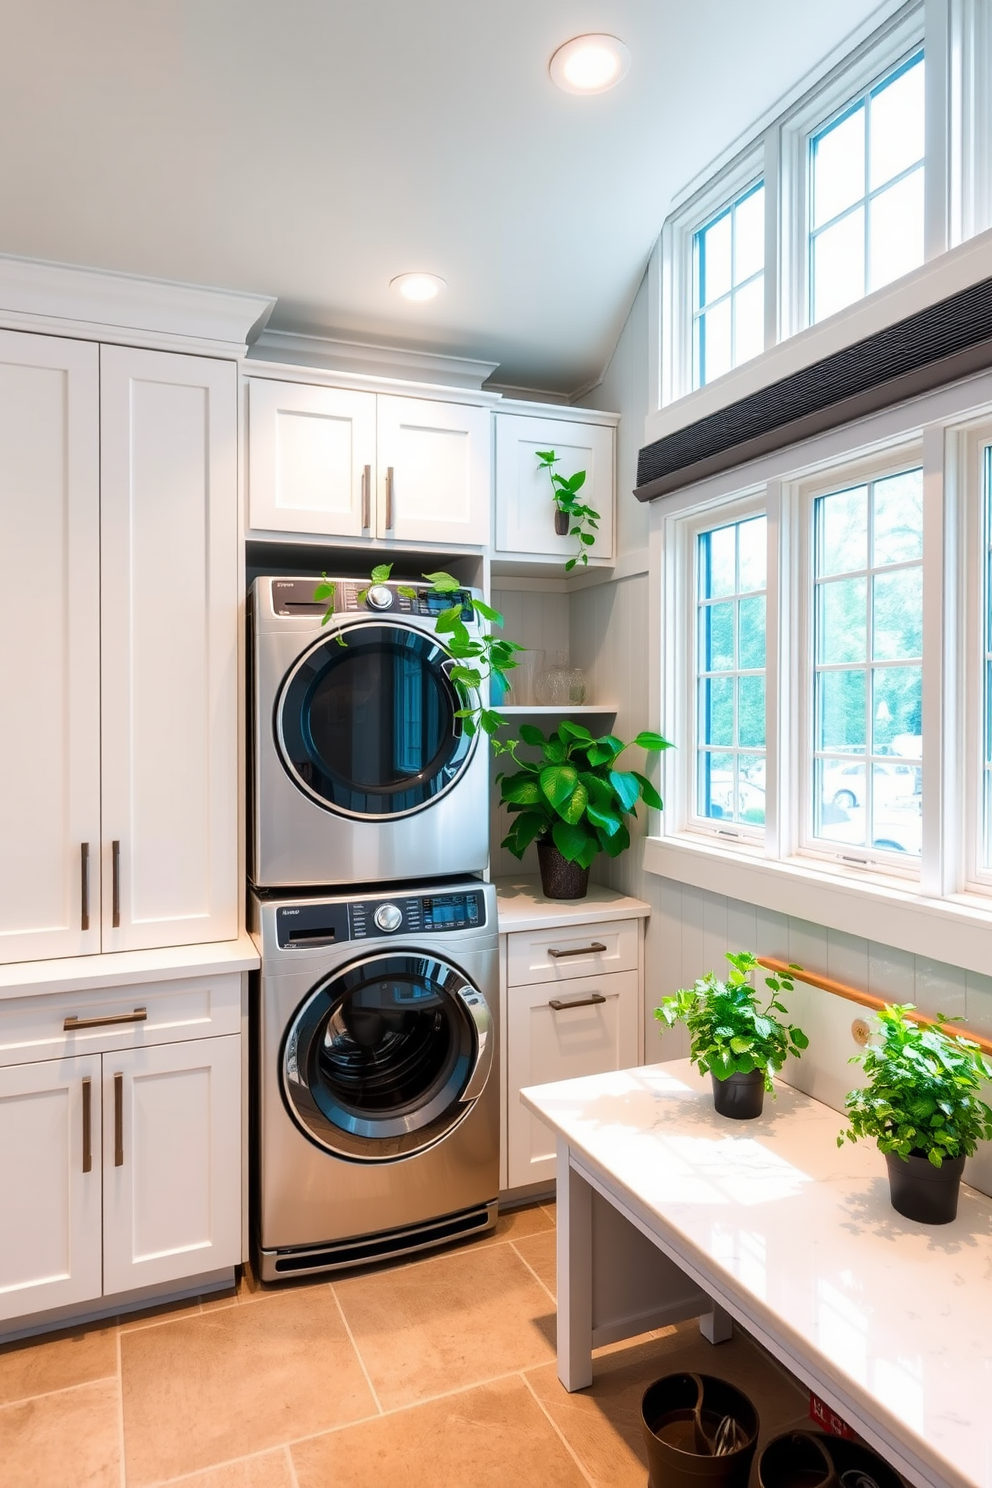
[275,890,486,948]
[269,577,473,620]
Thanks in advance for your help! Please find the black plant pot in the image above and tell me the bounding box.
[537,841,590,900]
[758,1429,904,1488]
[884,1149,965,1224]
[641,1372,759,1488]
[554,507,570,536]
[711,1069,765,1120]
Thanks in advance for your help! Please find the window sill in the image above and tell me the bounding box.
[642,833,992,976]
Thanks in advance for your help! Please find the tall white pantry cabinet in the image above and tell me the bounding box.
[0,285,258,1333]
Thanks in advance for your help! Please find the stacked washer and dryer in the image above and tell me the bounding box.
[248,576,500,1280]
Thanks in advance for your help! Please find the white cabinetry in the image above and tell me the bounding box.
[497,881,648,1192]
[246,377,491,546]
[0,332,239,964]
[494,409,617,565]
[0,973,242,1326]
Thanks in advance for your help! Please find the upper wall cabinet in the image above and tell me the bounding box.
[494,410,616,566]
[246,378,491,548]
[0,332,239,964]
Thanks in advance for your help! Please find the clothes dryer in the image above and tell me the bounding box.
[249,576,489,888]
[249,880,499,1279]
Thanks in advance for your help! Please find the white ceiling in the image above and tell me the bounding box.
[2,1,886,394]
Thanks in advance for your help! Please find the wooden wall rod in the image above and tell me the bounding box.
[757,956,992,1059]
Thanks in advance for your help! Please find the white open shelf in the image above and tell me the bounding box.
[494,705,616,715]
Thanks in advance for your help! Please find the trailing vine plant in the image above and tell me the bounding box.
[315,564,524,740]
[536,448,600,570]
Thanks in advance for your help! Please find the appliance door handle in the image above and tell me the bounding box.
[385,466,394,531]
[64,1007,148,1032]
[111,840,121,928]
[548,992,607,1011]
[114,1073,124,1167]
[80,842,90,931]
[547,942,607,960]
[457,990,494,1103]
[81,1077,92,1173]
[361,463,371,532]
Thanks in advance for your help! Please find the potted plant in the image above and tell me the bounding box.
[655,953,809,1119]
[838,1002,992,1224]
[535,449,600,570]
[498,720,671,898]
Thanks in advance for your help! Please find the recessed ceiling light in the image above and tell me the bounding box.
[390,272,447,302]
[549,34,630,95]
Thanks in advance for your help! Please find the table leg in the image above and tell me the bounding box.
[556,1138,593,1391]
[699,1301,733,1344]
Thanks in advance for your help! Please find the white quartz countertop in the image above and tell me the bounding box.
[0,934,260,999]
[522,1058,992,1488]
[494,876,650,932]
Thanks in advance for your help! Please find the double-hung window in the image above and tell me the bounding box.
[694,511,767,832]
[692,182,765,388]
[808,49,925,324]
[807,466,923,866]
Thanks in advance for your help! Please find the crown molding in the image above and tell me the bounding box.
[248,327,500,390]
[0,253,275,354]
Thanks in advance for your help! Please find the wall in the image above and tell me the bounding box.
[569,268,992,1065]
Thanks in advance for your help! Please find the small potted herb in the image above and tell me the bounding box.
[655,953,809,1119]
[838,1002,992,1224]
[499,720,671,898]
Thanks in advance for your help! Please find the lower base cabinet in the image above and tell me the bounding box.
[0,979,243,1328]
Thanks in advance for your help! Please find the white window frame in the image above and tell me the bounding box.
[679,494,770,846]
[660,146,765,408]
[653,0,992,412]
[648,364,992,976]
[778,8,926,339]
[793,445,925,881]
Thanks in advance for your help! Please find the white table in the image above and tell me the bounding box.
[521,1058,992,1488]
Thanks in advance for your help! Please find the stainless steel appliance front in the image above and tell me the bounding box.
[249,576,490,888]
[250,881,499,1279]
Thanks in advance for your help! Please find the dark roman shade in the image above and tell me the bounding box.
[635,276,992,501]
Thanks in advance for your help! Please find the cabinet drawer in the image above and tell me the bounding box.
[0,973,242,1067]
[506,968,639,1189]
[506,918,638,987]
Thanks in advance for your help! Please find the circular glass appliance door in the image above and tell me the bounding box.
[275,621,475,818]
[282,952,493,1161]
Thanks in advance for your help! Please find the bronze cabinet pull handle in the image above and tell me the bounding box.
[111,840,121,928]
[81,1078,92,1173]
[64,1007,147,1032]
[547,942,606,959]
[80,842,90,931]
[385,466,394,530]
[548,993,607,1011]
[361,463,371,531]
[114,1073,124,1167]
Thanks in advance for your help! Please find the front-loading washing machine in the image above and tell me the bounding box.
[249,879,499,1279]
[249,575,489,889]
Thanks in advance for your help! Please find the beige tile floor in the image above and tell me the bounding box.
[0,1202,816,1488]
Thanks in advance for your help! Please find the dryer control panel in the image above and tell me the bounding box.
[268,578,473,619]
[276,889,487,948]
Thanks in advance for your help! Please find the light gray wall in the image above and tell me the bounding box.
[569,267,992,1064]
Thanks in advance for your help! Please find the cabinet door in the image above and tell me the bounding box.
[100,347,239,951]
[494,412,615,562]
[102,1035,241,1295]
[377,395,490,546]
[505,969,638,1189]
[246,379,377,538]
[0,331,101,964]
[0,1055,102,1322]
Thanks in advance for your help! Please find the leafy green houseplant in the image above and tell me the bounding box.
[499,720,671,898]
[839,1002,992,1223]
[655,953,809,1119]
[536,449,600,571]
